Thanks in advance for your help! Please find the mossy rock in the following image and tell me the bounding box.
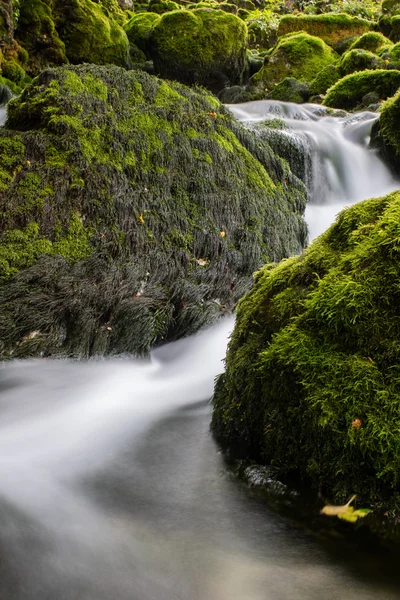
[390,14,400,42]
[0,64,307,358]
[212,191,400,511]
[323,69,400,109]
[53,0,131,67]
[267,77,310,104]
[14,0,68,75]
[147,0,181,13]
[309,63,341,95]
[249,32,336,91]
[349,32,392,54]
[278,13,372,47]
[339,48,386,76]
[246,11,278,51]
[124,12,160,53]
[379,41,400,68]
[371,88,400,173]
[148,8,248,92]
[382,0,400,16]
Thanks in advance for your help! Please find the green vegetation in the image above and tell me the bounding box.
[339,48,385,75]
[277,13,372,46]
[250,32,336,90]
[148,9,248,91]
[349,32,392,53]
[124,12,160,53]
[0,64,307,358]
[53,0,131,67]
[14,0,67,75]
[213,191,400,511]
[310,63,341,95]
[323,69,400,109]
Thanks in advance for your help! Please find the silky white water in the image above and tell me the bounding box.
[228,100,400,240]
[1,102,400,599]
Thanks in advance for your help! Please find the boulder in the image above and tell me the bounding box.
[249,32,336,91]
[278,13,372,47]
[0,64,307,358]
[148,8,248,92]
[323,69,400,109]
[213,191,400,510]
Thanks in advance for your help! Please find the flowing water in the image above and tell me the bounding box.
[1,101,400,599]
[228,100,400,240]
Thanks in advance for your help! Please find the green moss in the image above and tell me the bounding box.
[213,191,400,510]
[0,64,307,358]
[349,32,392,54]
[278,13,372,47]
[267,77,310,103]
[14,0,67,75]
[250,32,336,90]
[339,49,385,76]
[0,135,25,191]
[147,0,181,13]
[323,69,400,109]
[0,214,92,280]
[124,12,160,53]
[0,75,22,95]
[53,0,130,67]
[375,88,400,160]
[310,63,341,95]
[148,8,248,91]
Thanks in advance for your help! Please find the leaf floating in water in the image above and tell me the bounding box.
[338,508,372,523]
[320,495,371,523]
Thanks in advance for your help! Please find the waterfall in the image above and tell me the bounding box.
[228,101,400,240]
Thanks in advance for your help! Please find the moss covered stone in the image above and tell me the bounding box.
[349,31,392,54]
[212,191,400,510]
[53,0,131,67]
[309,63,341,95]
[0,64,307,358]
[339,48,385,76]
[278,13,372,47]
[250,32,336,91]
[267,77,310,103]
[323,69,400,109]
[148,8,248,91]
[124,12,160,53]
[371,87,400,172]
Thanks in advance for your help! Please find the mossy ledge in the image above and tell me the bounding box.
[0,64,307,359]
[212,191,400,511]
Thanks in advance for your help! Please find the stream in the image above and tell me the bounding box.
[1,101,400,599]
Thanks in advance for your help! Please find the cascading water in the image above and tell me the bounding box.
[1,101,400,599]
[228,101,400,240]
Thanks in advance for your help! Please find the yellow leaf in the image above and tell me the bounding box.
[139,214,145,224]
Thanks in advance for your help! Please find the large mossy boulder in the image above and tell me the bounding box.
[147,8,248,91]
[277,13,372,47]
[53,0,131,67]
[0,64,307,358]
[323,69,400,109]
[249,32,336,91]
[213,192,400,510]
